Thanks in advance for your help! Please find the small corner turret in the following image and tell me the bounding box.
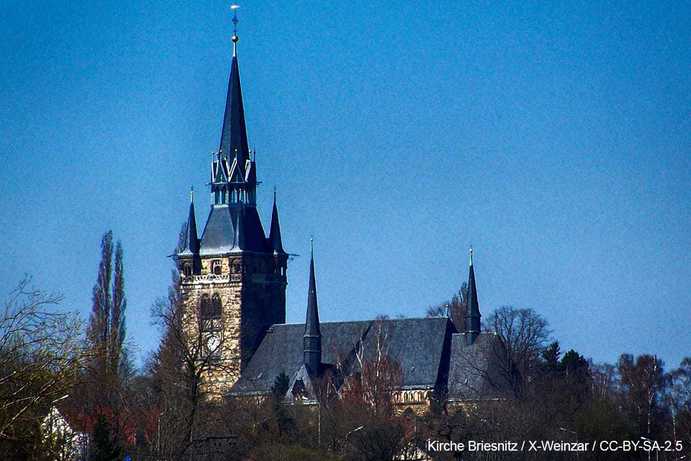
[177,187,201,276]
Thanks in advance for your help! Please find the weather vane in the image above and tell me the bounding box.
[231,4,240,55]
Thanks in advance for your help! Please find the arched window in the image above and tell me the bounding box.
[200,294,221,333]
[183,264,192,277]
[200,294,211,320]
[212,260,222,275]
[211,293,222,318]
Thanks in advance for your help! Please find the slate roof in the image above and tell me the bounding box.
[199,205,269,256]
[268,194,284,255]
[219,55,250,165]
[304,255,321,337]
[230,317,454,396]
[447,332,510,400]
[178,200,199,257]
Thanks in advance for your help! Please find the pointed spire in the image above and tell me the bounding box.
[179,187,199,256]
[269,188,285,254]
[465,247,481,345]
[305,239,320,336]
[219,5,249,167]
[304,239,321,373]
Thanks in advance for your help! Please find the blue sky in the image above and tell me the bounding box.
[1,1,689,369]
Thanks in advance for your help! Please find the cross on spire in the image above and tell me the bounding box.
[231,4,240,56]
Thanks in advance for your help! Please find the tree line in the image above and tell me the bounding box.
[0,230,689,460]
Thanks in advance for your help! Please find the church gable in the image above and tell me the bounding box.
[447,332,511,401]
[230,317,456,397]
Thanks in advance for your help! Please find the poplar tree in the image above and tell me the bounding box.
[83,231,129,456]
[111,241,126,378]
[86,230,128,391]
[88,231,113,366]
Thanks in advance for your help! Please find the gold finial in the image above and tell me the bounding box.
[231,4,240,56]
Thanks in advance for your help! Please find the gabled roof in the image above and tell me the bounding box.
[230,317,453,396]
[213,157,228,184]
[228,155,245,184]
[447,332,510,400]
[285,364,319,403]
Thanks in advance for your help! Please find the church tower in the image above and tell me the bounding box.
[175,16,288,396]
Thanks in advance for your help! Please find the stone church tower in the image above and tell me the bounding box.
[174,26,288,396]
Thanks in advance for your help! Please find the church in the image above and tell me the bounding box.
[173,21,508,411]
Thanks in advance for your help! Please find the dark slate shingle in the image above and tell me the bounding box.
[447,332,510,400]
[199,205,268,256]
[230,317,453,395]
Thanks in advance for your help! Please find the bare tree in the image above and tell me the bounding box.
[342,319,403,417]
[484,306,551,398]
[150,270,235,458]
[73,231,134,457]
[426,282,468,332]
[665,358,691,450]
[0,276,85,450]
[618,353,667,438]
[336,319,410,461]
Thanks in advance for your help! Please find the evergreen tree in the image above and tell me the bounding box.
[89,415,122,461]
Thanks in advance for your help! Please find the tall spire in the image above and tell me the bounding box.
[304,239,321,373]
[269,188,285,254]
[464,247,481,345]
[219,4,249,166]
[179,187,199,255]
